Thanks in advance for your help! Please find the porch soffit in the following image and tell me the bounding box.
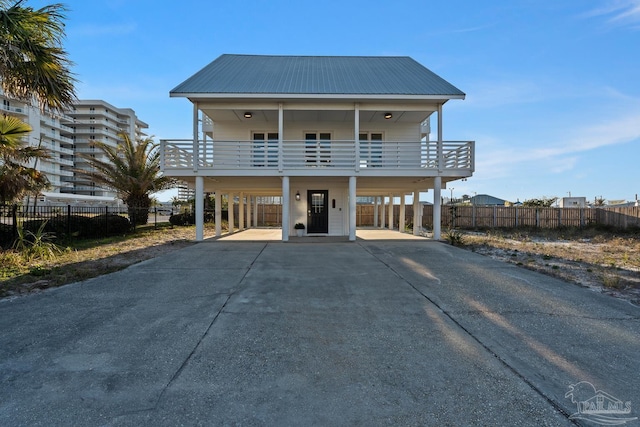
[173,176,452,195]
[200,109,435,124]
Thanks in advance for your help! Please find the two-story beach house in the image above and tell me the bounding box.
[161,54,474,241]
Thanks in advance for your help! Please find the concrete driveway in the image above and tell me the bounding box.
[1,236,638,426]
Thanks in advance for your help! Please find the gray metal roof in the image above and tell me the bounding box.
[171,54,465,97]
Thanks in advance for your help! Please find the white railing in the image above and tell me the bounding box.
[160,139,474,173]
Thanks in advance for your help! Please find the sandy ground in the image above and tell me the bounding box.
[461,233,640,307]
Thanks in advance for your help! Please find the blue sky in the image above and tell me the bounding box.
[36,0,640,203]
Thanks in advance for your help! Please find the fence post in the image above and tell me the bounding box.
[11,204,18,241]
[535,208,540,228]
[67,205,71,237]
[105,206,109,236]
[580,208,584,228]
[515,206,519,228]
[472,204,476,228]
[493,205,497,228]
[558,208,562,227]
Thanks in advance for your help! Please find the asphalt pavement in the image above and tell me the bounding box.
[0,234,638,426]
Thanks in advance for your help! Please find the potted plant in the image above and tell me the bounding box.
[294,222,305,237]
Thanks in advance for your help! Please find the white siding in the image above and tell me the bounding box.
[288,177,349,236]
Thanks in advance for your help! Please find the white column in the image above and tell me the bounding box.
[195,176,204,241]
[192,103,199,172]
[238,192,244,231]
[437,104,443,172]
[388,194,394,230]
[434,177,442,240]
[215,192,222,237]
[282,177,290,242]
[413,190,420,236]
[278,103,284,172]
[373,196,379,228]
[246,195,251,229]
[228,192,234,234]
[354,103,360,172]
[349,176,357,241]
[399,194,406,233]
[253,197,258,227]
[380,197,386,229]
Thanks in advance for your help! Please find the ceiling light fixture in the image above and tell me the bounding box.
[384,113,392,119]
[244,112,252,118]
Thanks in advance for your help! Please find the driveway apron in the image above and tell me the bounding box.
[0,240,637,426]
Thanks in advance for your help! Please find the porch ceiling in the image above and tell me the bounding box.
[176,176,458,196]
[201,109,433,124]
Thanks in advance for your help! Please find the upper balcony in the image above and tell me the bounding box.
[160,139,474,178]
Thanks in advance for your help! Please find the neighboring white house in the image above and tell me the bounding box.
[559,197,587,208]
[161,54,475,241]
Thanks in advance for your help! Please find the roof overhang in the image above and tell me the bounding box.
[170,92,465,101]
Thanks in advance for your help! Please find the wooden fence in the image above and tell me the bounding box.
[244,204,640,230]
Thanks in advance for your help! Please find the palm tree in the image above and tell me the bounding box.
[75,134,175,225]
[0,0,77,111]
[0,114,49,203]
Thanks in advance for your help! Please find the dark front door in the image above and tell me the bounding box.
[307,190,329,233]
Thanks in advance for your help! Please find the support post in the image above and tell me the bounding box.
[238,192,245,230]
[278,103,284,172]
[214,192,222,237]
[381,197,386,229]
[193,103,199,172]
[228,192,235,234]
[388,194,394,230]
[434,177,442,240]
[282,177,290,242]
[437,104,443,172]
[246,195,251,229]
[354,103,360,172]
[413,191,420,235]
[399,194,406,233]
[195,176,204,241]
[373,196,379,227]
[253,197,258,227]
[349,176,357,241]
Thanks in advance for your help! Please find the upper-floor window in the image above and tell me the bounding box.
[359,132,383,167]
[252,132,278,167]
[305,132,331,164]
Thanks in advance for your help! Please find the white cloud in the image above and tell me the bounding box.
[473,107,640,179]
[582,0,640,30]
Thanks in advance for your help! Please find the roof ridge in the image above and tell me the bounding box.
[220,53,412,59]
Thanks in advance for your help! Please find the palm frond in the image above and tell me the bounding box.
[0,1,77,111]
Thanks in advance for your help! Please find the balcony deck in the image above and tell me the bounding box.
[160,140,474,178]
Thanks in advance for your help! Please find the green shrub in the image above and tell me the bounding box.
[445,228,465,246]
[169,212,195,226]
[0,223,15,249]
[91,214,131,235]
[23,215,94,239]
[14,221,64,261]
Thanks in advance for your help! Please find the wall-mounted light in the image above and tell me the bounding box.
[384,112,393,119]
[295,191,301,201]
[244,112,252,118]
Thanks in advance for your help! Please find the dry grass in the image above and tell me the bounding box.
[4,224,640,307]
[459,228,640,306]
[0,223,219,298]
